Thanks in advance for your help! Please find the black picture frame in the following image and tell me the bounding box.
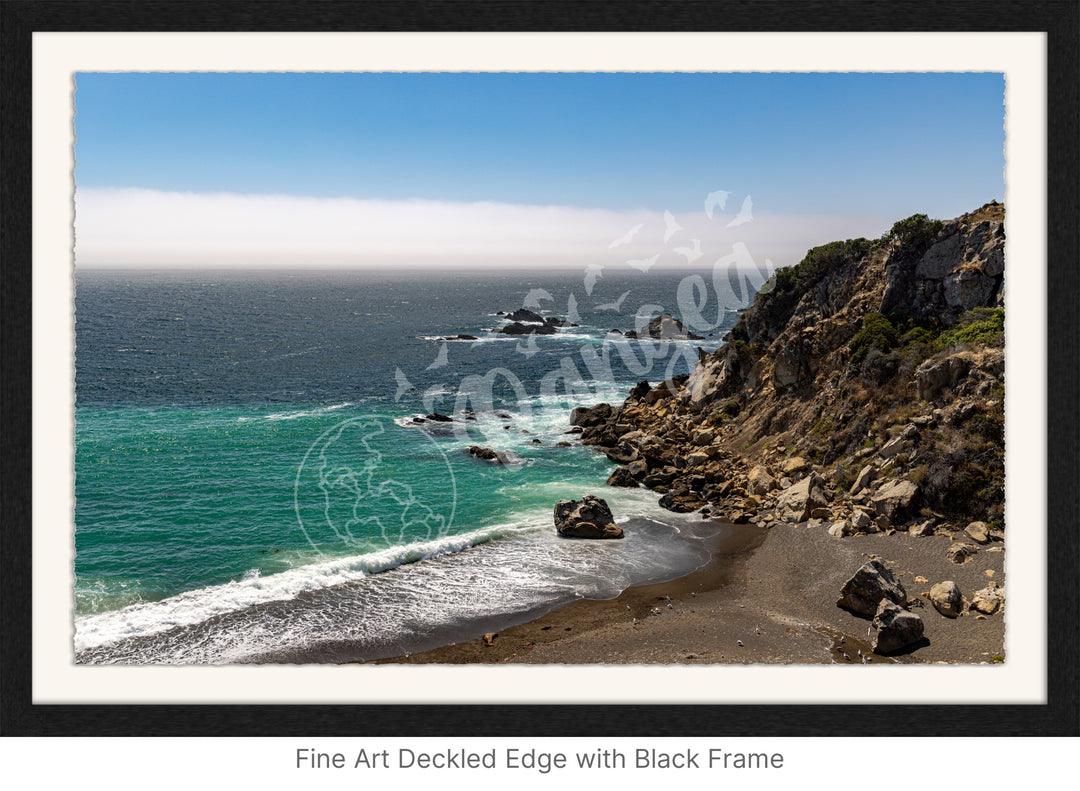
[2,0,1077,737]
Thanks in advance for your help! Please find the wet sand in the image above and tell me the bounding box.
[375,520,1006,665]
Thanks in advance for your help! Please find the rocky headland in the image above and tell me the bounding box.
[385,203,1008,665]
[568,203,1006,656]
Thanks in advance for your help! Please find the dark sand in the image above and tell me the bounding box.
[376,521,1005,665]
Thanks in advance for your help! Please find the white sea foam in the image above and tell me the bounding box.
[73,522,536,654]
[74,496,711,664]
[237,402,353,423]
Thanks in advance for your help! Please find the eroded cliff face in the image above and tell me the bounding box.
[576,202,1006,536]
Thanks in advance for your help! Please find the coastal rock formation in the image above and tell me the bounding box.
[641,313,704,340]
[836,558,908,616]
[558,203,1005,659]
[498,321,557,335]
[496,308,578,336]
[553,495,624,539]
[871,599,925,654]
[506,308,545,323]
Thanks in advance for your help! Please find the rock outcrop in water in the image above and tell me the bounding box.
[496,308,578,335]
[553,495,624,539]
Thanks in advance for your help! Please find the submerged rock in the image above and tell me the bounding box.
[467,446,509,464]
[553,495,624,539]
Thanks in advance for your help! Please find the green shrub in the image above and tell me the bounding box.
[900,326,936,347]
[938,307,1004,348]
[884,213,944,261]
[749,238,872,339]
[850,312,899,365]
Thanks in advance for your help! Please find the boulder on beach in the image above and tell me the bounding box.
[971,584,1003,615]
[775,471,828,521]
[553,495,624,539]
[929,580,964,617]
[658,486,707,513]
[870,479,919,520]
[837,558,908,616]
[871,599,924,655]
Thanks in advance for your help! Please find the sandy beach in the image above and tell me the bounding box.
[377,519,1005,665]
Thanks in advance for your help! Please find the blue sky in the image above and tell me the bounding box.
[73,72,1004,268]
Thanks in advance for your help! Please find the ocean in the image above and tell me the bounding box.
[74,266,748,663]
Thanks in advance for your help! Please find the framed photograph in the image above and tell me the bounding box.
[2,1,1077,737]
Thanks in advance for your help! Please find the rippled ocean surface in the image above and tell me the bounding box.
[74,267,743,663]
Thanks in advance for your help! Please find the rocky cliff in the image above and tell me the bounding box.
[575,202,1006,540]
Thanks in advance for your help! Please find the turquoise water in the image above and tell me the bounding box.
[74,268,745,662]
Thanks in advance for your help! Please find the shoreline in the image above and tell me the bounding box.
[374,517,1005,665]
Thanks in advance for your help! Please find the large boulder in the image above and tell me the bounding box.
[971,584,1003,615]
[775,471,828,520]
[850,464,876,493]
[837,558,908,616]
[553,495,624,539]
[603,442,640,464]
[748,465,777,495]
[570,403,613,428]
[929,580,963,617]
[606,466,640,488]
[658,486,707,513]
[871,600,925,655]
[964,521,990,544]
[870,479,919,520]
[947,542,978,564]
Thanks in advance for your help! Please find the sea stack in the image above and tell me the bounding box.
[553,495,624,539]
